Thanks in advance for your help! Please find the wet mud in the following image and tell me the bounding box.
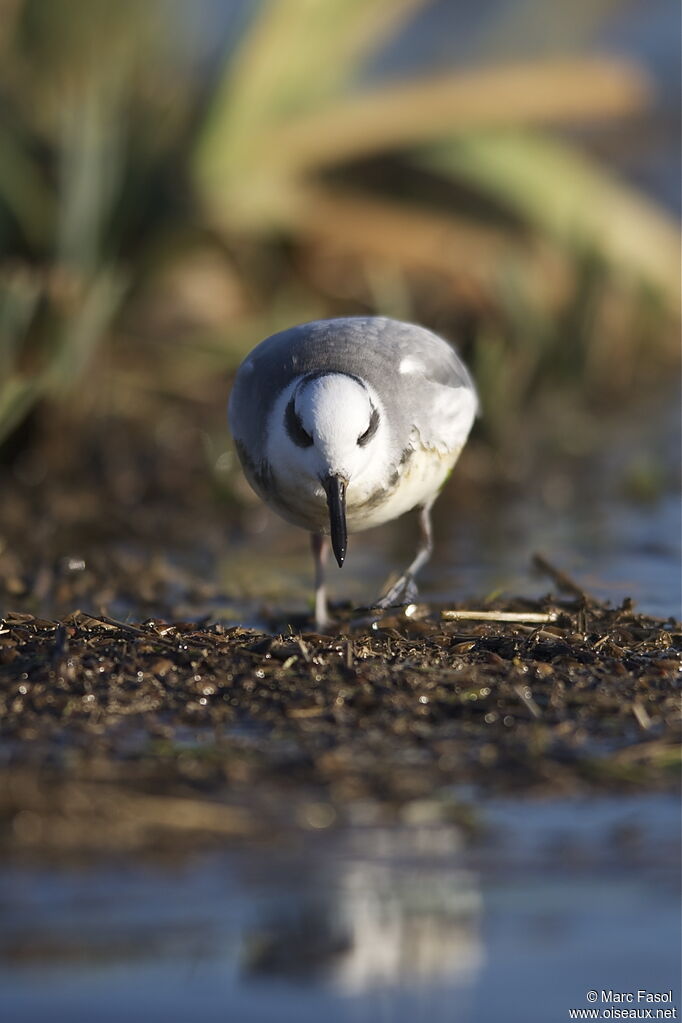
[1,592,679,861]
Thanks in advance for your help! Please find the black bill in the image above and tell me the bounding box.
[324,475,347,567]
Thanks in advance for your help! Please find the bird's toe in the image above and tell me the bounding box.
[374,573,418,610]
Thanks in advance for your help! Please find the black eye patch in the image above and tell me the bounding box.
[357,405,379,447]
[285,397,313,448]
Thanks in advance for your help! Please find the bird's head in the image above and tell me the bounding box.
[270,372,387,566]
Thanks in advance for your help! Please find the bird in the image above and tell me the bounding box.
[228,316,478,628]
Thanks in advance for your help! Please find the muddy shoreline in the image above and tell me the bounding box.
[2,592,679,862]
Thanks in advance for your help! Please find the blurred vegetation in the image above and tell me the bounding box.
[0,0,679,473]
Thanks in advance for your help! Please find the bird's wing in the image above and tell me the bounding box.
[364,319,479,456]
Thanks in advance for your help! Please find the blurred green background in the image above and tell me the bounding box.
[0,0,679,612]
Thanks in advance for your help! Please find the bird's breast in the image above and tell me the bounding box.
[249,443,462,536]
[345,444,459,531]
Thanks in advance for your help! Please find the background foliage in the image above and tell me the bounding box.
[0,0,678,477]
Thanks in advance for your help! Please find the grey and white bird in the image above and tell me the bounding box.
[228,316,477,627]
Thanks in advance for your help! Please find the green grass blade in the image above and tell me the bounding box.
[267,56,650,172]
[0,126,54,247]
[195,0,427,216]
[416,130,681,302]
[0,374,42,446]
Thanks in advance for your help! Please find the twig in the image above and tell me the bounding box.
[296,637,312,662]
[344,639,354,669]
[81,613,201,655]
[95,614,148,637]
[441,609,559,624]
[532,553,592,602]
[515,624,567,641]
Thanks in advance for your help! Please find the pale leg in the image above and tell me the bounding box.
[311,532,330,628]
[375,503,434,608]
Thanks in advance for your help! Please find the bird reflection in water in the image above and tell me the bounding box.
[241,824,482,995]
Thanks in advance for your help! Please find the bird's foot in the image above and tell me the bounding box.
[373,573,419,610]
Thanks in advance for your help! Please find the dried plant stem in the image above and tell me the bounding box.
[532,553,592,602]
[441,609,558,623]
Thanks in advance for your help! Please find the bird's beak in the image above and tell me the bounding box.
[323,475,347,567]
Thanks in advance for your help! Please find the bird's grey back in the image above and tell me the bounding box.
[229,317,476,458]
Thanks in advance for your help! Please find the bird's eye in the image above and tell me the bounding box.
[285,398,313,447]
[357,406,379,447]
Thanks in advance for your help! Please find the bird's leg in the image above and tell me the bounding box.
[311,532,331,629]
[375,503,434,609]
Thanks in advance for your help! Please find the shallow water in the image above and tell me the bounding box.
[1,795,679,1023]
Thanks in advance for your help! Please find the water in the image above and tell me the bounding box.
[1,796,679,1023]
